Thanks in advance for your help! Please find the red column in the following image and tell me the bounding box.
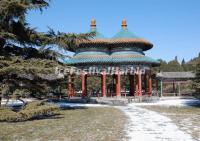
[101,71,106,97]
[116,71,121,97]
[144,74,148,94]
[85,75,87,96]
[135,74,138,96]
[81,72,86,97]
[148,74,152,96]
[138,71,142,96]
[135,84,138,96]
[67,75,74,97]
[67,83,72,97]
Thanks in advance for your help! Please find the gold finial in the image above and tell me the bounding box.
[121,19,127,29]
[90,18,96,28]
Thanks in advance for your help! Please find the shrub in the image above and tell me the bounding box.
[24,101,45,110]
[0,101,59,122]
[19,104,59,121]
[0,108,19,122]
[13,89,31,98]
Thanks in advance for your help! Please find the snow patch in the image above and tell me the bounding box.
[132,99,200,107]
[1,98,35,106]
[53,102,109,108]
[119,104,195,141]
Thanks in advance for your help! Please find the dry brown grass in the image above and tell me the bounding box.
[141,106,200,141]
[0,107,126,141]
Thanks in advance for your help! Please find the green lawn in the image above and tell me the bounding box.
[141,106,200,141]
[0,107,126,141]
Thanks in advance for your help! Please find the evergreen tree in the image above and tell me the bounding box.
[168,57,183,72]
[152,59,168,72]
[175,56,178,61]
[0,0,50,47]
[0,0,94,49]
[181,58,185,66]
[0,0,95,101]
[181,58,186,71]
[193,63,200,94]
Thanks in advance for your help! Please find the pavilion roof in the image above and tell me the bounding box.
[112,28,138,39]
[79,19,108,47]
[65,19,159,66]
[65,50,160,66]
[90,28,106,39]
[156,72,195,80]
[79,19,153,51]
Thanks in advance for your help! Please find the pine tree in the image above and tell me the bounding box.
[0,0,95,49]
[168,58,183,72]
[175,56,178,61]
[193,63,200,94]
[0,0,50,47]
[0,0,95,100]
[181,58,186,71]
[181,59,185,66]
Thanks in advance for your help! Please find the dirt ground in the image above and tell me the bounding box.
[0,107,126,141]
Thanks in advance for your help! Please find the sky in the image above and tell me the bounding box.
[27,0,200,62]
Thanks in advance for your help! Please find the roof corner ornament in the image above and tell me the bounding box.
[121,19,127,29]
[90,18,96,29]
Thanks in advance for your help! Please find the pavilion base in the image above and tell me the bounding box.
[58,96,159,105]
[96,96,159,104]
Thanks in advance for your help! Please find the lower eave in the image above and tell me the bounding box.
[65,58,160,67]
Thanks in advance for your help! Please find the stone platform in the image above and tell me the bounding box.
[50,96,160,106]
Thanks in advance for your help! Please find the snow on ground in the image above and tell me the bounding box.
[132,99,200,107]
[2,98,199,141]
[119,104,195,141]
[1,98,35,106]
[54,99,198,141]
[53,102,109,108]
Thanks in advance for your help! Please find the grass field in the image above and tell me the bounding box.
[141,106,200,141]
[0,107,126,141]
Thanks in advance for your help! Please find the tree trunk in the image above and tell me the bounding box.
[5,97,9,106]
[0,37,6,48]
[0,96,2,107]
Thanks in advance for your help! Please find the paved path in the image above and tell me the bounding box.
[120,104,195,141]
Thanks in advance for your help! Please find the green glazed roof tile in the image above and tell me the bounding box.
[112,28,139,39]
[90,28,106,39]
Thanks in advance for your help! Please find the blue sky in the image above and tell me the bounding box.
[27,0,200,62]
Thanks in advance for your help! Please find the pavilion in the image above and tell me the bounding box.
[156,72,195,96]
[65,19,160,98]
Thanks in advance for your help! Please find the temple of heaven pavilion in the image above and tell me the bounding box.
[65,19,160,98]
